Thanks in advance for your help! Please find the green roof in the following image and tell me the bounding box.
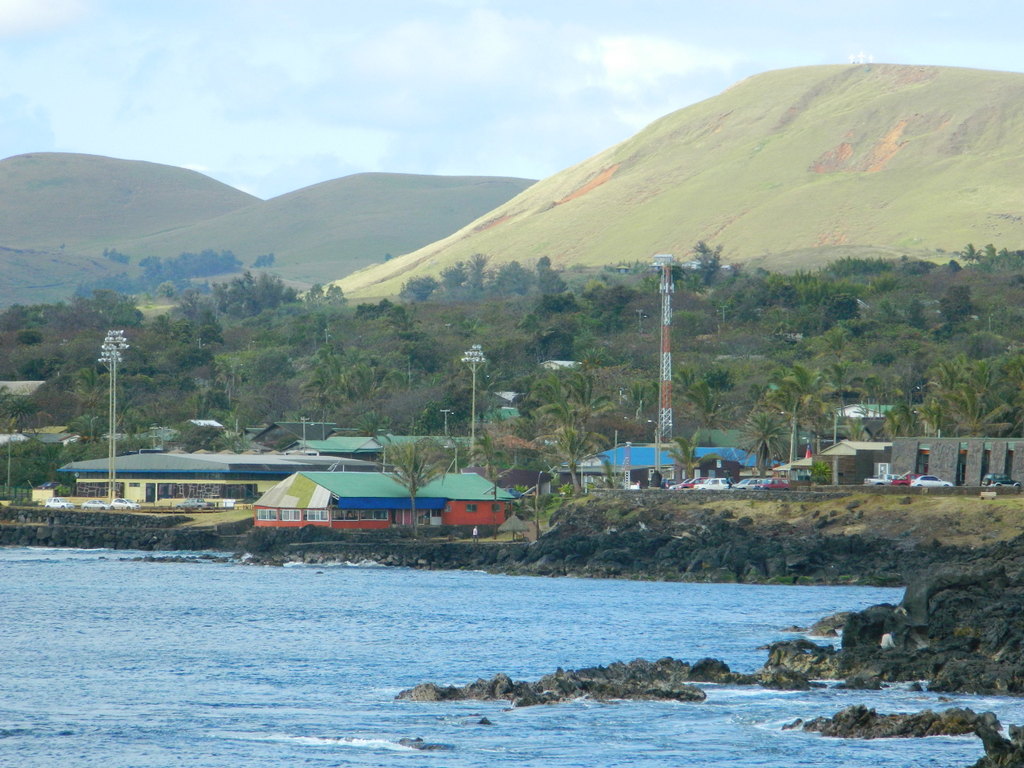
[297,471,514,501]
[303,436,381,453]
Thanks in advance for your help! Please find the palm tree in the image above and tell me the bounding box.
[681,379,731,440]
[740,410,787,475]
[882,402,919,438]
[384,439,446,534]
[822,360,861,442]
[469,429,507,488]
[534,370,611,433]
[768,364,824,463]
[302,352,344,422]
[666,433,719,480]
[545,424,604,494]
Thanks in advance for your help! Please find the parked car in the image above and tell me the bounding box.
[863,473,902,486]
[910,475,954,488]
[110,498,141,510]
[890,473,925,486]
[731,478,766,490]
[695,477,733,491]
[758,478,791,490]
[81,499,111,510]
[174,498,210,509]
[43,497,75,509]
[981,473,1021,488]
[670,478,703,489]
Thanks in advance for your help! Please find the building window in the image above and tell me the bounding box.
[280,509,301,522]
[257,509,278,521]
[466,503,477,512]
[305,509,328,522]
[491,503,501,512]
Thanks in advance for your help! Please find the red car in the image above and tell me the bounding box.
[890,473,924,486]
[759,478,790,490]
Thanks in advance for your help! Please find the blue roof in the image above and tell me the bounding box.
[596,444,756,468]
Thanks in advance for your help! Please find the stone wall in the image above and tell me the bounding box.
[0,505,251,551]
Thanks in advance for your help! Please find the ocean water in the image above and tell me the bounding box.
[2,547,1022,768]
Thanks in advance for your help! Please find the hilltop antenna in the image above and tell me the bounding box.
[653,254,674,480]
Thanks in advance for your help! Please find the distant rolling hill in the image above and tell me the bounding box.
[114,173,537,286]
[0,152,534,305]
[339,64,1024,298]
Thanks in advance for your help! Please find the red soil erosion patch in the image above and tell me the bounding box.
[811,142,854,173]
[862,120,908,172]
[810,119,908,174]
[555,164,620,205]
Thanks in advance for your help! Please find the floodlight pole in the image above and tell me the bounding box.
[461,345,486,450]
[653,254,674,481]
[99,330,129,503]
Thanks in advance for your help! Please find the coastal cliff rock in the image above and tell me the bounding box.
[240,493,976,585]
[396,658,758,707]
[786,706,1024,768]
[764,566,1024,696]
[790,704,991,738]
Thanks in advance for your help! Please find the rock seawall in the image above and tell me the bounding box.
[0,506,251,551]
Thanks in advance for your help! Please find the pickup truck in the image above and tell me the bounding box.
[863,473,901,485]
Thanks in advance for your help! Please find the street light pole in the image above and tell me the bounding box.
[99,330,129,503]
[461,345,486,449]
[440,409,452,437]
[300,416,309,452]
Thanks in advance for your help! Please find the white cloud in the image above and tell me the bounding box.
[592,36,739,97]
[0,0,87,36]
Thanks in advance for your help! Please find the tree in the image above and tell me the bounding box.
[959,243,982,264]
[400,276,440,302]
[681,379,731,439]
[939,285,974,326]
[544,423,603,494]
[740,410,787,474]
[384,439,446,534]
[667,433,703,479]
[768,364,824,463]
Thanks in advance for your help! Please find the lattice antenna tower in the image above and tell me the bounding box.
[653,254,674,442]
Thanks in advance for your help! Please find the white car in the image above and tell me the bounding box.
[695,477,733,491]
[910,475,954,488]
[44,497,75,509]
[81,499,111,510]
[732,478,766,490]
[110,498,141,510]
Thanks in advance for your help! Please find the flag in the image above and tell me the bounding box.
[805,446,813,459]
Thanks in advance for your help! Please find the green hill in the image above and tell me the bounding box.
[112,173,536,285]
[0,153,533,305]
[339,64,1024,298]
[0,152,259,247]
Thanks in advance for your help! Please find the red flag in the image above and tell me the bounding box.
[805,446,813,459]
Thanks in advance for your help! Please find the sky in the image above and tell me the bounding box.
[2,0,1023,200]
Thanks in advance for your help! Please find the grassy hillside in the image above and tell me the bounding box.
[0,152,259,248]
[339,64,1024,298]
[0,153,262,305]
[111,173,535,285]
[0,153,533,304]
